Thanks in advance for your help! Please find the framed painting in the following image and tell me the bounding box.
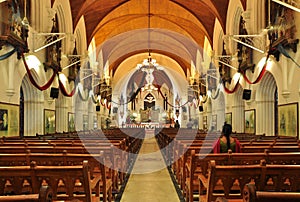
[245,109,255,134]
[0,109,8,131]
[44,109,55,134]
[225,112,232,125]
[278,103,298,138]
[0,103,19,137]
[68,112,75,132]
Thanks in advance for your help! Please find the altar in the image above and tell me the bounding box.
[125,122,170,129]
[140,108,160,122]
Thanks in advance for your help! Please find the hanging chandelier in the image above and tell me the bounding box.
[136,56,161,92]
[136,53,163,92]
[135,0,163,92]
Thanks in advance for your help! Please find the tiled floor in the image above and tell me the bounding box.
[120,130,181,202]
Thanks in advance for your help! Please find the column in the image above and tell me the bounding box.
[6,53,17,97]
[256,100,264,135]
[232,104,244,133]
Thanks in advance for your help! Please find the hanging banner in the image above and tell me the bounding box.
[0,48,16,60]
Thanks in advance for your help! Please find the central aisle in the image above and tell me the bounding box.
[120,129,181,202]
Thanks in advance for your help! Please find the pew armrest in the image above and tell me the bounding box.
[243,183,300,202]
[39,185,53,202]
[90,173,101,188]
[0,194,39,202]
[198,173,208,189]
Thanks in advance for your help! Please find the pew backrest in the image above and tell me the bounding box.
[202,160,300,202]
[0,160,97,202]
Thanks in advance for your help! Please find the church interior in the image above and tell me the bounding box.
[1,0,300,201]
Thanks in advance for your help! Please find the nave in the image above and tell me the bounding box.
[1,0,300,201]
[118,129,181,202]
[1,128,300,202]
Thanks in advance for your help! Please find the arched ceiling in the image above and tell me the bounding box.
[62,0,247,75]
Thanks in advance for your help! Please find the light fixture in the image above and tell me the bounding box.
[272,0,300,13]
[62,54,86,70]
[231,36,265,53]
[135,0,162,92]
[80,73,96,81]
[21,0,29,28]
[33,33,66,53]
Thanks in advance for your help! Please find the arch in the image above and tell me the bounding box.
[204,96,213,131]
[113,53,187,111]
[231,84,244,132]
[88,98,95,130]
[214,91,226,131]
[226,0,244,54]
[100,28,199,75]
[74,16,88,55]
[256,72,277,136]
[74,92,84,131]
[21,70,44,136]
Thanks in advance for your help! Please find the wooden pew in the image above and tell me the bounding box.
[243,183,300,202]
[0,131,143,194]
[0,160,102,202]
[198,160,300,202]
[0,151,114,201]
[241,145,300,153]
[173,144,214,188]
[0,185,52,202]
[185,150,300,202]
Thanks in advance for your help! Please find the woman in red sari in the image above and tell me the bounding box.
[213,124,241,153]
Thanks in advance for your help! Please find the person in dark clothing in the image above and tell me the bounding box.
[174,120,180,128]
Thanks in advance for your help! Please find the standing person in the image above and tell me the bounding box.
[174,120,180,128]
[213,123,241,153]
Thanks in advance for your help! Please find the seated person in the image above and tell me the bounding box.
[213,124,241,153]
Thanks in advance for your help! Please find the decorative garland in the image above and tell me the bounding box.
[20,52,104,107]
[157,87,189,108]
[189,98,200,108]
[0,47,16,60]
[201,95,208,103]
[106,101,111,110]
[240,58,268,85]
[58,75,76,97]
[223,77,241,94]
[210,85,221,100]
[78,86,89,101]
[111,99,130,105]
[91,93,99,104]
[21,53,57,91]
[111,72,146,106]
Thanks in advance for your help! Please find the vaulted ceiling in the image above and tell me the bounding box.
[59,0,247,76]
